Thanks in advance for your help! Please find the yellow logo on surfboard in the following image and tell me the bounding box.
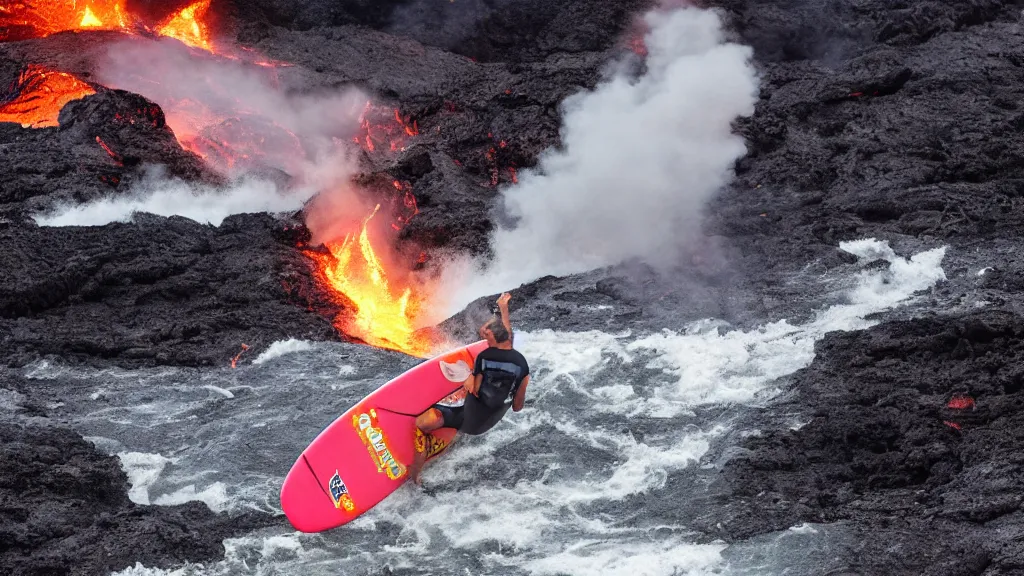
[353,409,406,480]
[414,428,450,458]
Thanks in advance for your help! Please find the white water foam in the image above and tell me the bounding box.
[0,388,25,413]
[153,482,232,513]
[523,538,727,576]
[624,239,946,415]
[111,564,187,576]
[118,451,176,505]
[252,339,316,365]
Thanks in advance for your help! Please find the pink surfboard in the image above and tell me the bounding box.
[280,340,489,533]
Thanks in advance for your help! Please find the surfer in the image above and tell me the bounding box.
[409,292,531,485]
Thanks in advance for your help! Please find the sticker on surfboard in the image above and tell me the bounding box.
[328,470,356,511]
[415,428,451,457]
[353,409,406,480]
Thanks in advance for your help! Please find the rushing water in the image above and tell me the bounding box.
[22,239,946,576]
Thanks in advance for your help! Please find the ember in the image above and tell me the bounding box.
[947,395,975,410]
[95,136,124,166]
[309,203,433,357]
[354,102,420,153]
[231,343,250,368]
[0,65,95,128]
[390,180,420,230]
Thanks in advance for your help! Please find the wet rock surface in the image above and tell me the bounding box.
[1,0,1024,573]
[709,310,1024,575]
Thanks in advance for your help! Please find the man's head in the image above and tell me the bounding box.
[479,316,510,346]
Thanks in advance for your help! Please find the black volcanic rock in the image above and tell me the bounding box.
[0,59,220,219]
[705,1,1024,273]
[0,212,335,368]
[712,310,1024,574]
[235,0,651,62]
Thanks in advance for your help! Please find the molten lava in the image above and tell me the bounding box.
[155,0,213,52]
[0,0,216,52]
[947,395,975,410]
[1,0,127,40]
[311,204,433,358]
[0,65,95,128]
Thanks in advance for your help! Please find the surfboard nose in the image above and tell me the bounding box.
[280,455,337,533]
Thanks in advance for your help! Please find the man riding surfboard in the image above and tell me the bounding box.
[409,292,531,485]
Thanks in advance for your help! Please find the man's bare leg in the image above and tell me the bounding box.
[410,408,443,485]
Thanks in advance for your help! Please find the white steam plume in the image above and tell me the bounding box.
[442,6,759,313]
[34,169,306,227]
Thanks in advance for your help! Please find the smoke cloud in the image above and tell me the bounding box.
[440,6,759,313]
[93,37,366,179]
[37,37,373,231]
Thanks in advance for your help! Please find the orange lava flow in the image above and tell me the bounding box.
[0,65,95,128]
[310,204,433,358]
[0,0,217,52]
[155,0,212,52]
[1,0,129,40]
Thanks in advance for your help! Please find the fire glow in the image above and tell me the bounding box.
[0,65,95,128]
[0,0,215,52]
[2,2,439,358]
[309,203,434,358]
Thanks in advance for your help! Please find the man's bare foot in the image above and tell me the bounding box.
[409,463,424,486]
[409,446,426,486]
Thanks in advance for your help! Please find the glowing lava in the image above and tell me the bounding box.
[0,0,130,41]
[155,0,213,52]
[0,65,96,128]
[310,204,433,358]
[0,0,216,52]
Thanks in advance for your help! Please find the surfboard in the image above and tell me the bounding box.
[280,340,489,533]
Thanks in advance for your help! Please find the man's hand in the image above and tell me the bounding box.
[496,292,513,343]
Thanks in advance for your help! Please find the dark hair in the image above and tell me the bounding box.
[486,317,511,343]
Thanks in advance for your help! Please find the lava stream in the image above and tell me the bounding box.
[154,0,213,51]
[309,204,433,358]
[0,65,95,128]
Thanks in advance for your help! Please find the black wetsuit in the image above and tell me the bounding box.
[433,346,530,435]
